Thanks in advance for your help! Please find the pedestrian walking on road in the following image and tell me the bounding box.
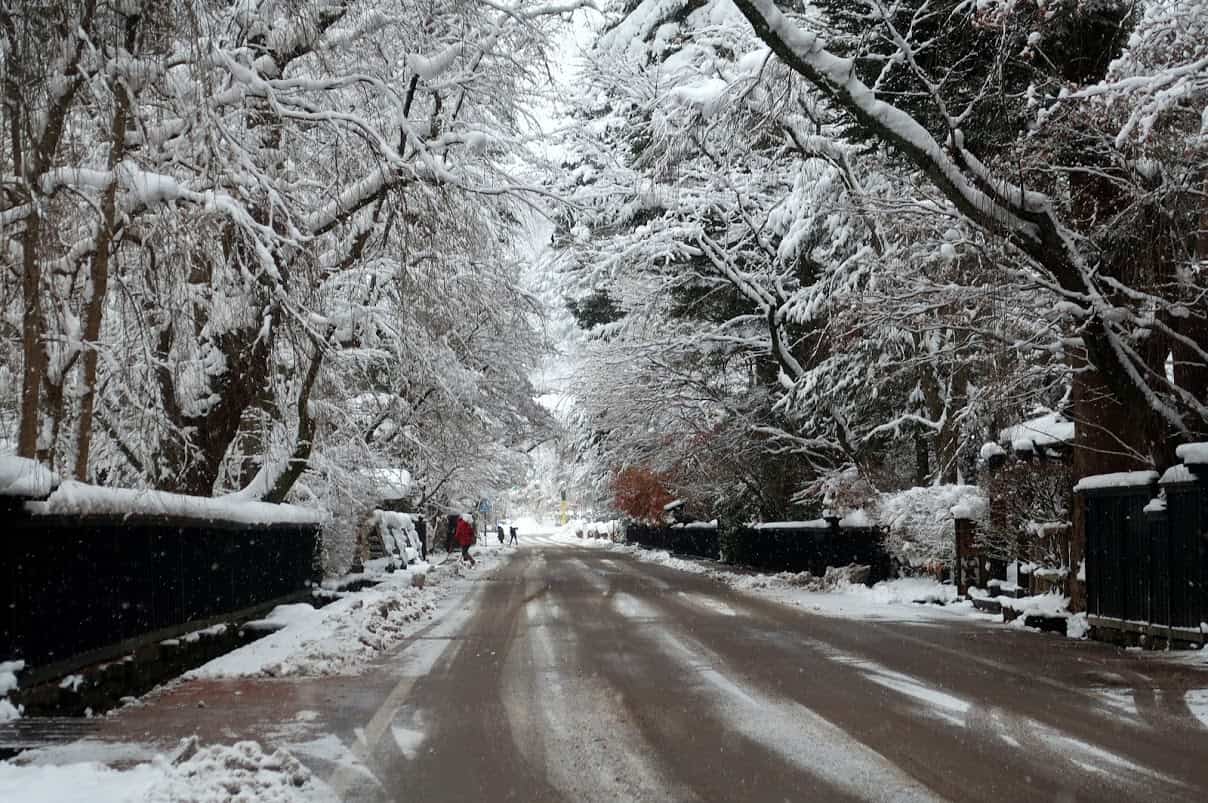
[508,525,518,546]
[455,514,477,566]
[497,523,505,545]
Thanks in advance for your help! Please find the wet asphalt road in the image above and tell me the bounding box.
[96,541,1208,801]
[329,543,1208,802]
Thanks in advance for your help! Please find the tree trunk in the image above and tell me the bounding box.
[17,218,44,458]
[263,335,329,504]
[74,13,138,481]
[914,433,930,487]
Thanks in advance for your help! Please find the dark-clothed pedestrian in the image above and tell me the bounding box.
[497,523,505,544]
[445,513,458,554]
[508,525,518,546]
[455,514,476,566]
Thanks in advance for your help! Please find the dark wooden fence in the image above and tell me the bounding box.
[1,505,322,685]
[625,519,890,581]
[724,521,891,581]
[1081,463,1207,644]
[626,522,720,560]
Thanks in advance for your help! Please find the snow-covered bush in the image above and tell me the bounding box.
[877,485,988,570]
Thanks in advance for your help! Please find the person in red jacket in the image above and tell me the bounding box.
[454,514,476,566]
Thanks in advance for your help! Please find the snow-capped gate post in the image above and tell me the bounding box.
[953,515,981,597]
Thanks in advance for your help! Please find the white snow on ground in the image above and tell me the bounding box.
[193,549,506,678]
[1000,592,1071,626]
[1185,689,1208,729]
[601,541,964,622]
[1090,688,1144,725]
[585,528,1103,638]
[12,740,159,769]
[797,637,973,728]
[390,724,426,760]
[611,591,660,620]
[678,591,738,616]
[501,581,688,802]
[0,739,337,803]
[0,759,163,803]
[2,544,509,799]
[643,617,942,801]
[838,656,970,728]
[287,735,379,788]
[560,527,1095,637]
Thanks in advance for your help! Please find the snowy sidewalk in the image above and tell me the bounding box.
[0,547,511,802]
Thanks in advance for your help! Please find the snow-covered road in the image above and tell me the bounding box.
[10,542,1208,801]
[383,546,1208,802]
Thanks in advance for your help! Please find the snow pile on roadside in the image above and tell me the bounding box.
[1066,612,1090,639]
[0,738,334,803]
[615,544,962,621]
[191,551,502,679]
[855,577,958,606]
[145,738,332,802]
[1001,592,1072,624]
[607,544,714,576]
[0,758,162,802]
[0,660,23,721]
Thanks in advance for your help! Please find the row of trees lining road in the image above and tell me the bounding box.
[554,0,1206,524]
[1,1,589,523]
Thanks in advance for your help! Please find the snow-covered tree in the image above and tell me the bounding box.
[2,0,584,511]
[553,0,1073,520]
